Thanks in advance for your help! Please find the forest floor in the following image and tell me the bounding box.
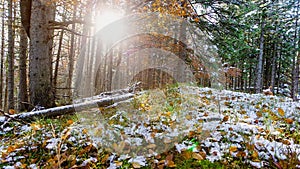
[1,85,300,169]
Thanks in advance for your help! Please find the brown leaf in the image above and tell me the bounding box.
[192,152,204,160]
[182,150,192,159]
[236,151,247,157]
[147,144,157,149]
[285,118,294,124]
[222,115,229,122]
[256,111,262,118]
[132,162,141,168]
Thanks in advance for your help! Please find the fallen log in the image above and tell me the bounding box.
[0,92,135,124]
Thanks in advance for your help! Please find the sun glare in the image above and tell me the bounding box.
[94,9,125,32]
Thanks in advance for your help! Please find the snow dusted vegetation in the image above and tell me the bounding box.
[0,85,300,168]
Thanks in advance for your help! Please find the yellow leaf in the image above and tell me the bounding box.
[256,111,262,118]
[229,146,238,152]
[252,150,259,159]
[186,114,192,120]
[278,108,285,116]
[115,161,123,166]
[7,145,17,153]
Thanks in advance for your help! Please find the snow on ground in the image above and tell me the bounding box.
[0,86,300,168]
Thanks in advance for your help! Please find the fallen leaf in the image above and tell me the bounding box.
[146,144,156,149]
[278,108,285,116]
[182,150,192,159]
[256,111,262,118]
[229,146,238,153]
[67,119,74,125]
[8,109,15,115]
[285,118,294,124]
[115,161,123,167]
[222,115,229,122]
[251,150,259,159]
[132,162,141,168]
[236,151,247,157]
[192,152,204,160]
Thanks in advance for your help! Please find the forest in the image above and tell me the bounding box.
[0,0,300,168]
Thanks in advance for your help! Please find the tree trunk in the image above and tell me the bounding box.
[66,4,77,102]
[7,0,15,110]
[18,26,29,112]
[291,0,299,101]
[29,0,54,108]
[255,12,265,93]
[53,30,64,99]
[0,1,5,109]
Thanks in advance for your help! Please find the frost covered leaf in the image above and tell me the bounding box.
[278,108,285,116]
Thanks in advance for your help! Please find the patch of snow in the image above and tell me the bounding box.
[128,156,147,166]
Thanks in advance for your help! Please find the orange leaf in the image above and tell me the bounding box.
[236,151,247,157]
[229,146,238,153]
[8,109,15,115]
[7,145,17,153]
[278,108,285,116]
[285,118,294,124]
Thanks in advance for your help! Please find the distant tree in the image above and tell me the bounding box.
[7,0,15,111]
[0,1,5,110]
[18,26,29,112]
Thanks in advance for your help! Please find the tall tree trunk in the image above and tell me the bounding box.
[7,0,15,111]
[53,30,64,99]
[0,1,5,109]
[66,4,77,102]
[18,26,29,112]
[29,0,54,108]
[291,0,299,101]
[255,12,265,93]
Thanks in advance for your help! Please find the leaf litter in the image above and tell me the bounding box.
[0,85,300,168]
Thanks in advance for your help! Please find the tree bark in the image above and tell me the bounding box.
[66,4,77,102]
[18,26,29,112]
[0,2,5,110]
[291,0,299,101]
[7,0,15,110]
[53,30,64,99]
[29,0,54,108]
[255,11,265,93]
[20,0,31,38]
